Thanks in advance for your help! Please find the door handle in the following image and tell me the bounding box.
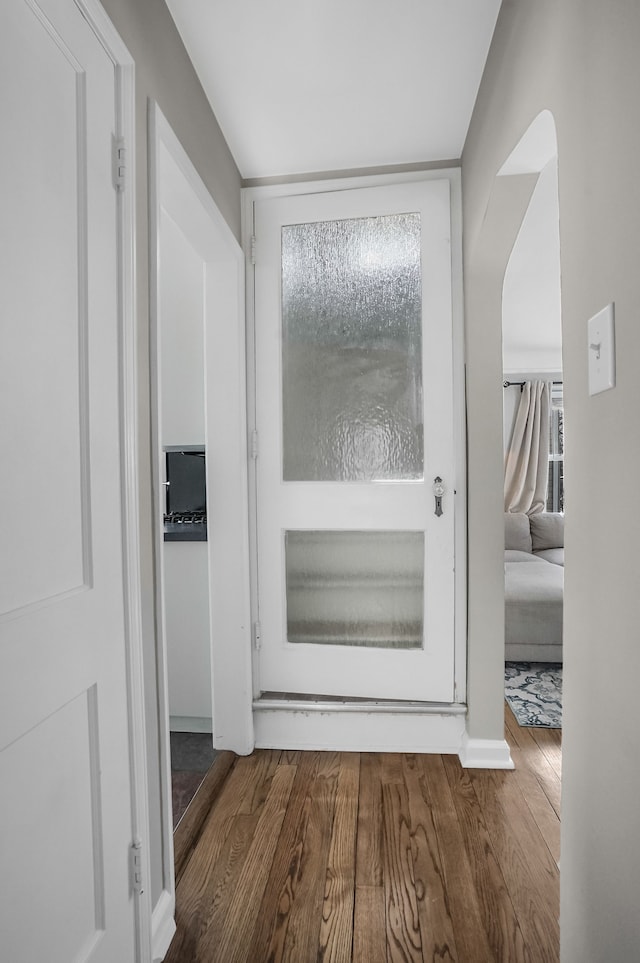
[433,477,445,517]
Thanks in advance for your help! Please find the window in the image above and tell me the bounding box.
[547,384,564,512]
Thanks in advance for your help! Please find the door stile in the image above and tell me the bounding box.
[243,189,264,701]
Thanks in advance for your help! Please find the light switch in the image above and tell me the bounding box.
[588,303,615,395]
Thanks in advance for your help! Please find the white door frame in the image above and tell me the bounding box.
[148,103,254,951]
[242,170,469,754]
[68,1,153,958]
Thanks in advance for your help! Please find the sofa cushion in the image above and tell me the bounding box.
[505,550,541,563]
[534,547,564,566]
[529,512,564,551]
[505,558,563,646]
[504,513,533,553]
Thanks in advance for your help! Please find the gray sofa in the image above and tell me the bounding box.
[504,512,564,663]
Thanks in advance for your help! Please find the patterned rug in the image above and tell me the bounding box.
[505,661,562,728]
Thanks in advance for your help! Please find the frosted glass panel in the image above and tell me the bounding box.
[285,531,424,649]
[282,214,423,481]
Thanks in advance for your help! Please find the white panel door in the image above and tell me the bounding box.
[253,179,456,702]
[0,2,136,960]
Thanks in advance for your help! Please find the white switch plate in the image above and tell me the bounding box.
[588,303,615,395]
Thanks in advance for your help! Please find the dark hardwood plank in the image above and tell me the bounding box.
[170,811,261,962]
[382,780,423,961]
[279,748,303,764]
[319,752,360,962]
[165,737,562,963]
[505,704,562,818]
[504,702,562,759]
[247,751,322,961]
[165,751,280,962]
[268,752,341,961]
[421,754,496,963]
[529,728,562,779]
[468,766,559,961]
[356,752,383,888]
[354,753,385,963]
[353,885,386,963]
[236,748,282,814]
[380,751,405,785]
[504,701,528,749]
[509,747,561,866]
[441,754,529,962]
[207,763,297,963]
[402,753,458,962]
[173,750,236,885]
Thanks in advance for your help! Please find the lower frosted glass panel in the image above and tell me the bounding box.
[285,531,424,649]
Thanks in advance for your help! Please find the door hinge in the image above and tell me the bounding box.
[249,234,256,265]
[253,621,262,650]
[113,136,127,193]
[250,429,259,459]
[129,837,144,896]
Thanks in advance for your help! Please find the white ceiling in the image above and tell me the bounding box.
[165,0,503,180]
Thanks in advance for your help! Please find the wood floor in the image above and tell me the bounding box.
[165,704,561,963]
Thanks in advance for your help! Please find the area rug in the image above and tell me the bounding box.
[505,661,562,728]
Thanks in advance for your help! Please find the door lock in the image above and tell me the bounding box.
[433,477,445,517]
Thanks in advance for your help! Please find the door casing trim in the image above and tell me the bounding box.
[253,703,467,756]
[149,100,254,951]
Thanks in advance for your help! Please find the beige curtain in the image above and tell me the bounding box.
[504,380,551,514]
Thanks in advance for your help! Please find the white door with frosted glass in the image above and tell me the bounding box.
[0,2,137,960]
[253,179,456,702]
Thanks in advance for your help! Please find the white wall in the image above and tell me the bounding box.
[159,212,205,445]
[163,542,211,725]
[502,159,562,372]
[502,154,563,459]
[159,211,211,728]
[463,0,640,958]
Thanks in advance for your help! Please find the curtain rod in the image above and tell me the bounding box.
[503,379,563,390]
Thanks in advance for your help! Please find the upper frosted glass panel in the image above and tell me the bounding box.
[281,213,423,481]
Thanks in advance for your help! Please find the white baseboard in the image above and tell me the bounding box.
[254,701,467,753]
[169,715,213,733]
[152,889,176,962]
[458,733,514,769]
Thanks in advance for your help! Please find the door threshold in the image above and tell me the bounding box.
[253,697,467,753]
[254,692,466,714]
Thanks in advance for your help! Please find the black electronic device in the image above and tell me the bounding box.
[163,447,207,541]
